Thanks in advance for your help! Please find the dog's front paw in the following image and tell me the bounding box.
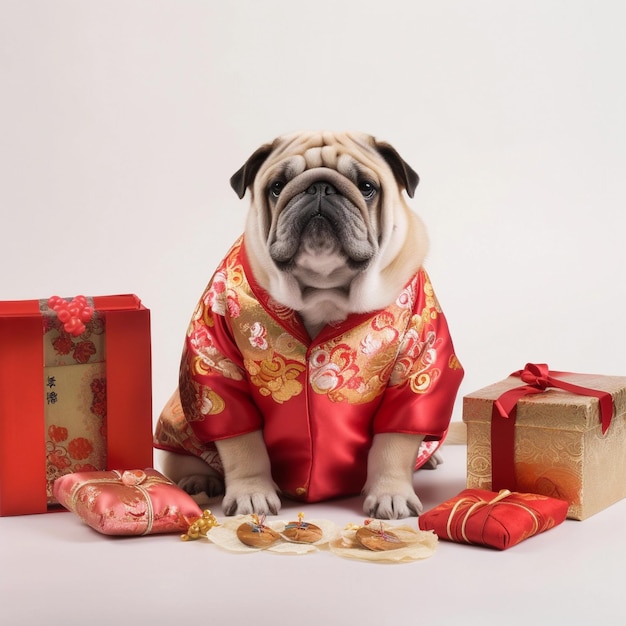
[222,479,281,516]
[178,473,225,498]
[363,488,423,520]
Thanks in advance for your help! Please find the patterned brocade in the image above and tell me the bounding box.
[155,237,463,502]
[42,302,107,503]
[54,469,203,535]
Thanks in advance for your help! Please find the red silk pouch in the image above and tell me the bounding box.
[53,468,203,536]
[418,488,568,550]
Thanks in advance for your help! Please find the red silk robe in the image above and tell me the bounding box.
[154,237,464,503]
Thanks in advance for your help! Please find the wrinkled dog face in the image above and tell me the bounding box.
[231,131,428,335]
[269,166,376,278]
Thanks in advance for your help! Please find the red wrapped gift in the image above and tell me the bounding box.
[0,295,152,516]
[54,469,203,536]
[418,488,569,550]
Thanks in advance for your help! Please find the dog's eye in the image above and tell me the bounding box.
[358,181,377,200]
[269,180,285,198]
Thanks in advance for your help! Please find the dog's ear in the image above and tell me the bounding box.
[374,141,420,198]
[230,143,274,199]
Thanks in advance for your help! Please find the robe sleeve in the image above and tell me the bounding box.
[372,270,464,439]
[178,286,264,443]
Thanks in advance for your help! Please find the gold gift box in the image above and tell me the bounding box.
[463,373,626,520]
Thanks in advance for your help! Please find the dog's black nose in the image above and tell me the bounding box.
[306,182,337,196]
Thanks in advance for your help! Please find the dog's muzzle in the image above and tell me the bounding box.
[269,177,377,271]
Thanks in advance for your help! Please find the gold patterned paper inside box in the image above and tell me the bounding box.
[42,305,107,503]
[463,374,626,520]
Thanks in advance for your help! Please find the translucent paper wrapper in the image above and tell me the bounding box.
[206,515,341,555]
[329,521,438,563]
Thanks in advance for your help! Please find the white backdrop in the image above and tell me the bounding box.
[2,0,625,427]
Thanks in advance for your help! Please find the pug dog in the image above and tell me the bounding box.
[154,131,464,519]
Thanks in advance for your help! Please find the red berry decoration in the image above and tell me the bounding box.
[47,295,95,337]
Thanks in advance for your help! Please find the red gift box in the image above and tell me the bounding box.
[0,295,153,516]
[418,488,569,550]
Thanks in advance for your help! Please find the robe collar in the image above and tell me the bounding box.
[240,236,384,347]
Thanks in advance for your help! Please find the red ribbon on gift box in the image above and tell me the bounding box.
[491,363,615,491]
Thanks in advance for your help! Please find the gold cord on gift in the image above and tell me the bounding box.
[445,489,539,545]
[68,470,172,537]
[181,510,219,541]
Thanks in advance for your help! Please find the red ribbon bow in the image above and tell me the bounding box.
[491,363,615,491]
